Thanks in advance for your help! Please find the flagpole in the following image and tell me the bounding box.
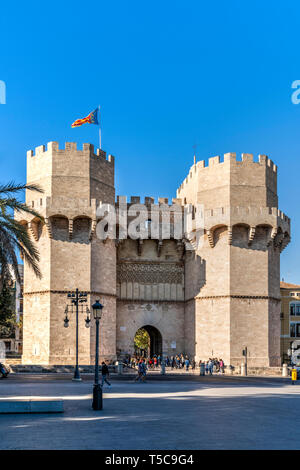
[98,105,101,150]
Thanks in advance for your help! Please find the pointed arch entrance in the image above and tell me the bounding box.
[134,325,162,358]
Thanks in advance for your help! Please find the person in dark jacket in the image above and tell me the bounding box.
[101,361,111,387]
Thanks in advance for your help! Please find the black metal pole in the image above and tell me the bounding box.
[73,288,81,381]
[95,317,99,385]
[92,317,103,410]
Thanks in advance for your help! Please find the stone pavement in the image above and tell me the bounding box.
[0,374,299,450]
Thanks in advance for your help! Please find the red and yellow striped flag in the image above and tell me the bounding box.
[71,108,99,128]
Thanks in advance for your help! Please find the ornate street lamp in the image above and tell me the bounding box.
[92,299,103,411]
[63,307,69,328]
[63,289,89,381]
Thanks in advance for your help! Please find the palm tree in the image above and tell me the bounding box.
[0,182,43,289]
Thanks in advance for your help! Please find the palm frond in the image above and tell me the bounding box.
[0,182,44,287]
[0,182,43,195]
[0,228,22,284]
[1,199,43,220]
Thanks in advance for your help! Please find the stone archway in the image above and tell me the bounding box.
[134,325,162,358]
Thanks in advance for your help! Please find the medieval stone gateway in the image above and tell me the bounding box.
[16,142,291,368]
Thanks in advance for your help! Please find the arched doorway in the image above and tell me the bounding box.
[134,325,162,358]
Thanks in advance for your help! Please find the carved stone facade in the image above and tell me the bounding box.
[117,262,183,285]
[16,143,291,367]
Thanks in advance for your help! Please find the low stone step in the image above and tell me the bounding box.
[6,358,22,365]
[10,364,117,374]
[0,399,64,414]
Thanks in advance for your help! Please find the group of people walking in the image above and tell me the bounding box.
[102,355,226,386]
[199,358,225,375]
[167,354,195,370]
[126,354,226,376]
[127,353,195,371]
[98,355,226,389]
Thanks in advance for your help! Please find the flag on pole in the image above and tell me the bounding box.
[71,108,99,128]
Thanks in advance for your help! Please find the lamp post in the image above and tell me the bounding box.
[64,289,89,381]
[92,299,103,411]
[160,350,166,375]
[242,346,248,376]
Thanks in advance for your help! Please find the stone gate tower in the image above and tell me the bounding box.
[178,153,290,367]
[18,142,116,365]
[17,142,291,370]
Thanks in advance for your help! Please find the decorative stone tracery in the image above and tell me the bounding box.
[117,262,183,285]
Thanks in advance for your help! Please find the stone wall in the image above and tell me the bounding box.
[116,300,185,358]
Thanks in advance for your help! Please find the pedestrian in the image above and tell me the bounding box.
[141,359,147,382]
[191,359,196,370]
[185,357,190,371]
[101,361,111,387]
[180,354,185,368]
[135,359,147,382]
[135,360,143,382]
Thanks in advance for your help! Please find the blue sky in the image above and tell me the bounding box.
[0,1,299,282]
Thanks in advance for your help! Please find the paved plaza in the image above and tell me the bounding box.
[0,374,300,450]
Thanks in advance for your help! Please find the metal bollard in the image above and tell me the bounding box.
[282,363,288,377]
[117,362,123,375]
[200,363,205,376]
[292,368,297,384]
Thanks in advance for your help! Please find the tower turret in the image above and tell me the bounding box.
[180,153,290,367]
[17,142,116,365]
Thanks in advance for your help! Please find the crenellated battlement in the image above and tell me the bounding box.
[203,205,290,222]
[202,205,290,233]
[25,141,115,205]
[177,152,277,197]
[181,152,276,183]
[27,141,114,164]
[182,204,291,253]
[116,196,183,208]
[177,151,278,210]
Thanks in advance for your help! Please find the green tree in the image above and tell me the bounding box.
[0,182,43,289]
[0,280,16,337]
[134,328,150,352]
